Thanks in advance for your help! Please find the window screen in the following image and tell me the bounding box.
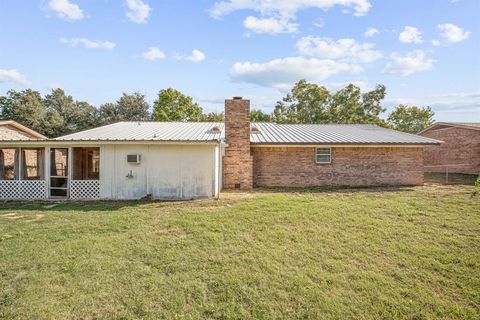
[315,148,331,164]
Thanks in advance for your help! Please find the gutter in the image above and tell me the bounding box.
[250,141,442,147]
[0,140,222,146]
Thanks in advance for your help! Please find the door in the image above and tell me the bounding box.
[50,148,69,198]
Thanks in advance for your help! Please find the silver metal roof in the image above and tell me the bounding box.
[250,123,441,145]
[419,122,480,134]
[53,121,440,145]
[55,122,224,142]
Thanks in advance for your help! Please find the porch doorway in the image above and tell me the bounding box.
[50,148,68,198]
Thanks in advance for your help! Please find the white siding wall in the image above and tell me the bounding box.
[100,144,217,200]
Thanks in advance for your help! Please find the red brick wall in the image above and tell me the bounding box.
[420,126,480,174]
[252,146,424,187]
[222,98,253,189]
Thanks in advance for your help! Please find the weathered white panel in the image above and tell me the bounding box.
[147,145,215,200]
[147,145,182,199]
[100,144,216,200]
[111,145,148,199]
[100,145,115,199]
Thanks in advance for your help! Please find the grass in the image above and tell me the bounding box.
[1,185,479,319]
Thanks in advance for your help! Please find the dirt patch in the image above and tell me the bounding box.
[1,213,23,220]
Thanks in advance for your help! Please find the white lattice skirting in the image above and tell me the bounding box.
[0,180,47,200]
[70,180,100,200]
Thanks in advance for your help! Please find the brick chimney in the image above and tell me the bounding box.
[223,97,253,190]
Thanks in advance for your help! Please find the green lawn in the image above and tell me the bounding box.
[1,185,479,319]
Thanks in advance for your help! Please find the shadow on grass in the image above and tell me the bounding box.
[0,200,160,212]
[2,182,466,212]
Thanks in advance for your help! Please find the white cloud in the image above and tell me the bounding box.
[230,57,356,89]
[125,0,152,24]
[296,36,382,64]
[431,40,441,46]
[60,38,116,49]
[383,50,434,76]
[141,47,166,60]
[399,26,423,43]
[210,0,371,34]
[385,91,480,121]
[438,23,470,43]
[243,16,298,34]
[0,69,30,86]
[176,49,206,63]
[364,27,379,37]
[210,0,372,18]
[48,0,84,20]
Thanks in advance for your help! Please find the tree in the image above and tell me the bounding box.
[97,102,119,125]
[116,92,151,121]
[97,92,151,126]
[43,88,97,137]
[272,80,387,125]
[328,84,386,125]
[0,89,48,135]
[201,111,224,122]
[387,105,434,134]
[273,80,330,124]
[153,88,203,122]
[250,109,272,122]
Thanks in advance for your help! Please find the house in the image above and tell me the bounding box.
[419,122,480,174]
[0,97,441,201]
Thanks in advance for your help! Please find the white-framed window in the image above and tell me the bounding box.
[315,147,331,164]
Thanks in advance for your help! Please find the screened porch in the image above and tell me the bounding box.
[0,146,101,200]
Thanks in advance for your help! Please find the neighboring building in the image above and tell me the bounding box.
[0,98,440,201]
[419,122,480,175]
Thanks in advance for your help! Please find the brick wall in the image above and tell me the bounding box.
[420,126,480,174]
[222,98,253,189]
[252,146,424,187]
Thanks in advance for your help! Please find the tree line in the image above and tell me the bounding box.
[0,80,434,138]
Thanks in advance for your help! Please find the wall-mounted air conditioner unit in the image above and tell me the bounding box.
[127,154,142,164]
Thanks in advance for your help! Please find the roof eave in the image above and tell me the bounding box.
[250,142,442,146]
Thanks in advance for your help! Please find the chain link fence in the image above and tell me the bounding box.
[424,164,479,185]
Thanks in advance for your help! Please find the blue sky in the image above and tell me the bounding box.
[0,0,479,121]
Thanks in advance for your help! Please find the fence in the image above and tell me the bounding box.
[424,164,479,185]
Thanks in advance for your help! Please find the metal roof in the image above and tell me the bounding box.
[53,121,440,145]
[419,122,480,134]
[250,123,441,145]
[54,122,224,142]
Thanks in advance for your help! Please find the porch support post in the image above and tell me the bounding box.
[45,147,50,198]
[18,147,22,181]
[68,147,73,199]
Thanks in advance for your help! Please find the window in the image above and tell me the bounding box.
[0,149,19,180]
[22,148,45,180]
[315,148,331,164]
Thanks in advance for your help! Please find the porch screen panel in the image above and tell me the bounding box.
[50,148,68,177]
[0,149,19,180]
[22,148,45,180]
[73,148,100,180]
